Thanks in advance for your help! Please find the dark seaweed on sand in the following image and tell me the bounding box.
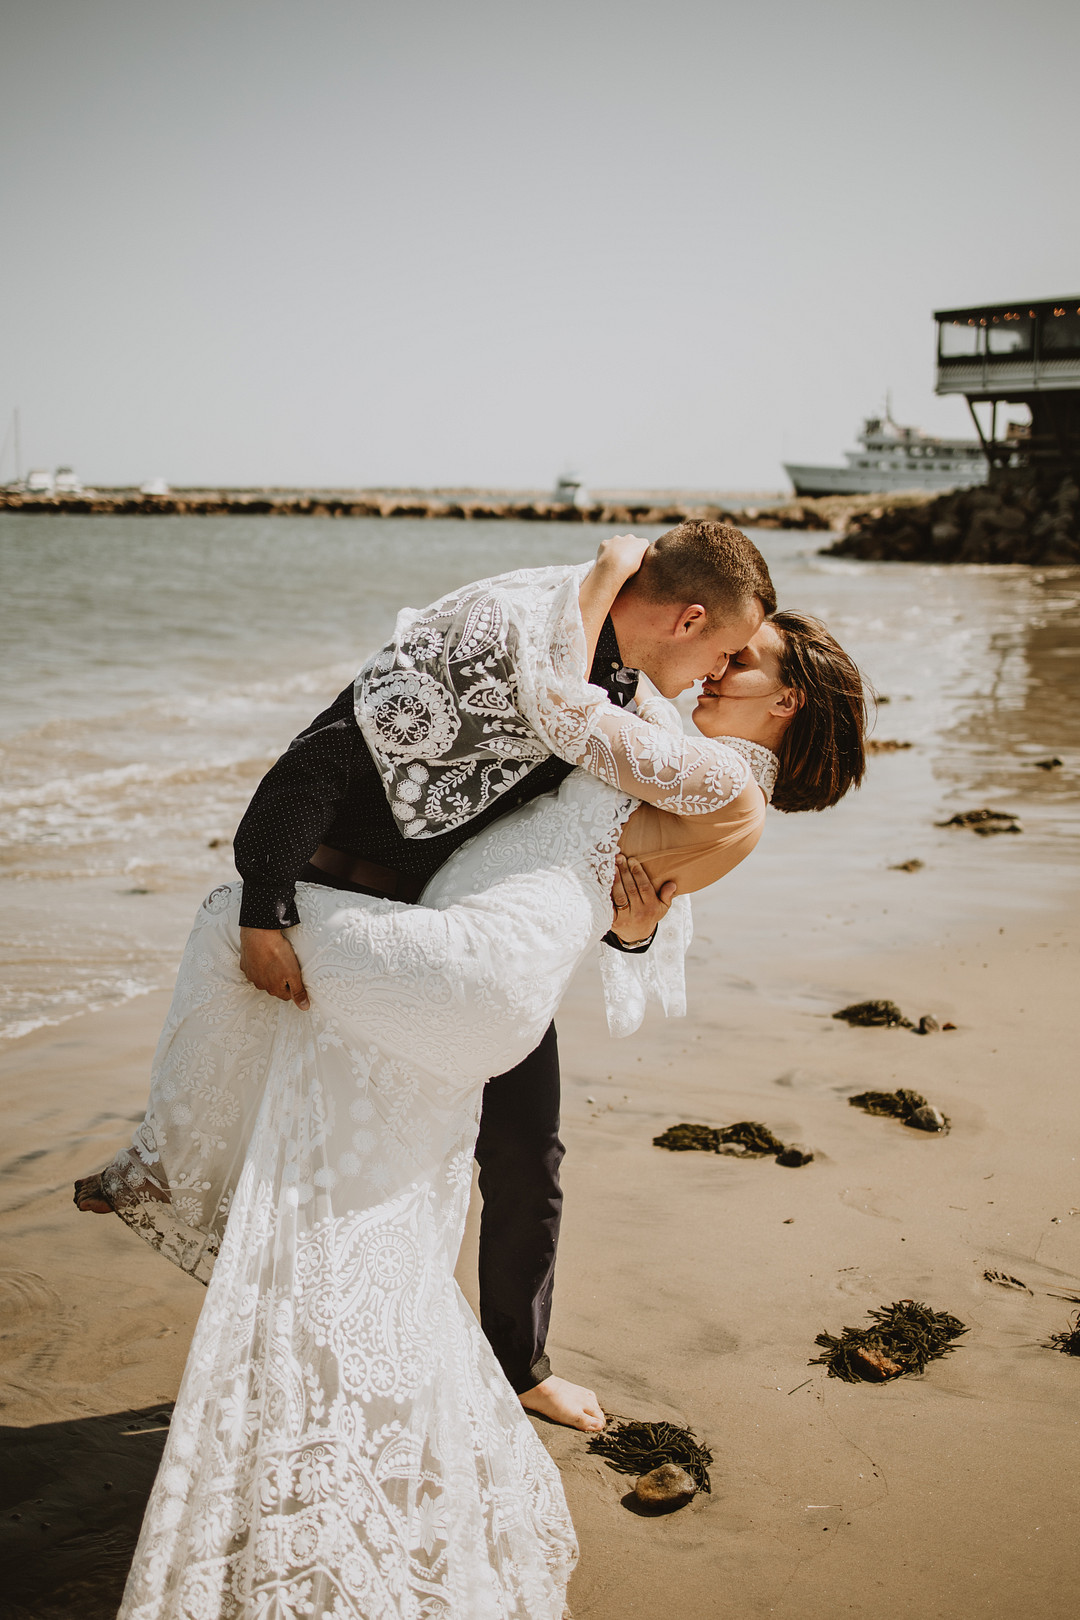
[834,999,917,1029]
[653,1121,787,1157]
[849,1088,927,1120]
[983,1269,1032,1294]
[653,1121,723,1152]
[835,1002,941,1036]
[849,1088,950,1130]
[1047,1312,1080,1357]
[811,1300,968,1382]
[849,1086,928,1118]
[936,807,1021,835]
[588,1419,713,1492]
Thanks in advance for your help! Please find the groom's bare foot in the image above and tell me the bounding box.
[73,1174,112,1213]
[519,1376,605,1432]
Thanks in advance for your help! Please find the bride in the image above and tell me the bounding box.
[76,541,866,1620]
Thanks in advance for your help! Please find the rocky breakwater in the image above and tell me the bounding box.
[0,486,843,529]
[824,473,1080,567]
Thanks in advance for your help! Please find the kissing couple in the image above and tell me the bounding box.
[76,520,867,1620]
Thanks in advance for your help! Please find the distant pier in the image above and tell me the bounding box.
[0,485,874,532]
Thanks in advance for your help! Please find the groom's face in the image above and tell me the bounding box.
[641,597,765,698]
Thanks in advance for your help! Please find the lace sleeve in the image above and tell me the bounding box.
[353,573,564,838]
[516,586,751,816]
[573,708,748,814]
[598,893,693,1037]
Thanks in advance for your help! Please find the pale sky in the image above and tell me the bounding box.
[2,0,1078,491]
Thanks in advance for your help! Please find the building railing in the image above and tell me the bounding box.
[936,351,1080,396]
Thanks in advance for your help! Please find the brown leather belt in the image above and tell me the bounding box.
[304,845,425,904]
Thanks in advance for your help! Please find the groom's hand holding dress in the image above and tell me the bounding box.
[238,927,310,1008]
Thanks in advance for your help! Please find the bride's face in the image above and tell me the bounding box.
[692,622,790,742]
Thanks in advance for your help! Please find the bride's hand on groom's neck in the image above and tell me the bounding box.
[594,533,651,584]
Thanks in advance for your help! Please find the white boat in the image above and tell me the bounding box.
[14,466,85,496]
[553,471,589,507]
[784,411,988,496]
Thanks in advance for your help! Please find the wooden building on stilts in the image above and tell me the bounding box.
[935,298,1080,480]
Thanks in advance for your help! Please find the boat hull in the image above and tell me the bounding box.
[783,461,987,497]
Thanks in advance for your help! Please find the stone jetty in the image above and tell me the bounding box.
[0,485,846,530]
[12,482,1074,563]
[825,472,1080,567]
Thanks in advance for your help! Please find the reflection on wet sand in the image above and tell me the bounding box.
[933,573,1080,825]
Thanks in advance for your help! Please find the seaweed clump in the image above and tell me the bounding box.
[654,1122,727,1153]
[588,1419,713,1493]
[850,1086,928,1118]
[936,808,1021,836]
[1048,1312,1080,1357]
[848,1088,949,1132]
[653,1120,811,1165]
[834,1001,940,1036]
[811,1299,968,1382]
[834,998,911,1028]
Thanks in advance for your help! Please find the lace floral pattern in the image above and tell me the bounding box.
[354,569,562,838]
[355,564,753,838]
[599,893,694,1038]
[109,769,643,1620]
[714,736,778,803]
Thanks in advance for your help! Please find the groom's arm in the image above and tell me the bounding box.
[234,685,362,930]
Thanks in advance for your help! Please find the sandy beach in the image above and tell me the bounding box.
[1,824,1078,1618]
[2,517,1078,1618]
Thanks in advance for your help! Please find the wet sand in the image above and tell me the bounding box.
[541,904,1080,1619]
[1,868,1078,1619]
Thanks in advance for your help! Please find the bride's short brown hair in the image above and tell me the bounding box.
[768,610,868,813]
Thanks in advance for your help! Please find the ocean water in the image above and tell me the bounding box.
[2,513,1078,1039]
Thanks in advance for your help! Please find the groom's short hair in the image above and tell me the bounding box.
[634,521,776,620]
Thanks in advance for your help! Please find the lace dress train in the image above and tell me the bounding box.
[102,773,638,1620]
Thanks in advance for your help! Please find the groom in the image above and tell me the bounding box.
[234,520,775,1429]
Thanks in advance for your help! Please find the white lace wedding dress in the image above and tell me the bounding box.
[102,565,764,1620]
[104,769,640,1620]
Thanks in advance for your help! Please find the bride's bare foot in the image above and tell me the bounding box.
[73,1173,112,1214]
[519,1376,605,1432]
